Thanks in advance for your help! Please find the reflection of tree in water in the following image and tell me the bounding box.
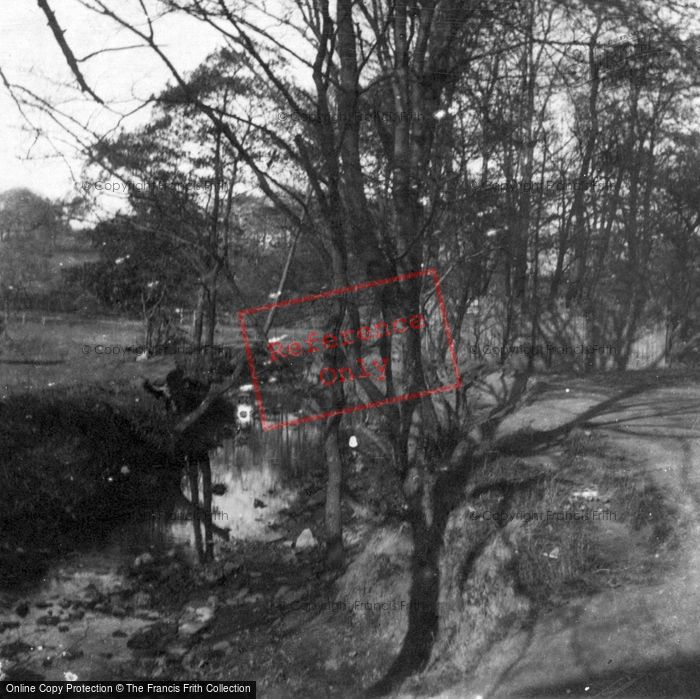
[144,366,238,562]
[144,366,324,558]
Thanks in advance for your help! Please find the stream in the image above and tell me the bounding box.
[0,418,323,681]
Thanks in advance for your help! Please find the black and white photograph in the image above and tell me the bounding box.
[1,1,700,696]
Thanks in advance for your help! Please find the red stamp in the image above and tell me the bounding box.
[238,268,461,430]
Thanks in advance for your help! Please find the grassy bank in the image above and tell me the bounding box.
[0,383,179,587]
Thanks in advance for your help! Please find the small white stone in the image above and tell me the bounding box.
[295,528,317,549]
[348,435,358,449]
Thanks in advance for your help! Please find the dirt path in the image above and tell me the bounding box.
[451,375,700,698]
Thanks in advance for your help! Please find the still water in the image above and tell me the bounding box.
[106,418,324,560]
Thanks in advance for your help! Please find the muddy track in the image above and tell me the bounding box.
[450,378,700,698]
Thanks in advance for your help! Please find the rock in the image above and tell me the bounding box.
[178,621,207,637]
[243,593,264,605]
[212,640,231,653]
[178,606,214,637]
[195,606,214,622]
[295,528,318,549]
[543,546,560,560]
[133,552,155,569]
[165,644,188,660]
[274,585,291,602]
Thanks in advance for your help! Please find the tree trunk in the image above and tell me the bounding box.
[205,284,217,349]
[324,416,344,568]
[187,458,204,563]
[200,458,214,560]
[192,285,206,352]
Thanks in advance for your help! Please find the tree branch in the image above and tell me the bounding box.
[36,0,104,104]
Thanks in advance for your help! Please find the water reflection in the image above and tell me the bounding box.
[104,416,323,563]
[200,419,323,541]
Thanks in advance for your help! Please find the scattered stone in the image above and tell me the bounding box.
[295,528,318,549]
[133,552,155,569]
[243,593,264,605]
[178,606,214,638]
[177,621,207,637]
[544,546,560,560]
[274,586,291,602]
[195,606,214,622]
[165,644,188,660]
[212,640,231,653]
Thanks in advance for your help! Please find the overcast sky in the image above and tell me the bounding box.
[0,1,224,202]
